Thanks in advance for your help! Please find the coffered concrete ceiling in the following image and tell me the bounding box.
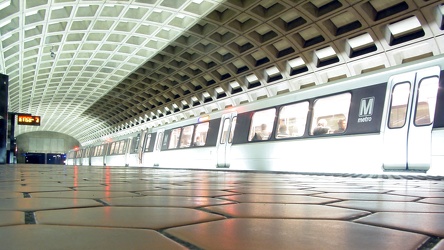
[1,0,443,145]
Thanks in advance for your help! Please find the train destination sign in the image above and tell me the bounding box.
[17,115,41,126]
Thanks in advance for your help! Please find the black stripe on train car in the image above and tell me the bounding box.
[232,82,388,144]
[160,118,221,151]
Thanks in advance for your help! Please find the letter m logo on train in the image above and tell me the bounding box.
[359,97,374,117]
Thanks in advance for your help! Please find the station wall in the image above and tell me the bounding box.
[16,131,79,164]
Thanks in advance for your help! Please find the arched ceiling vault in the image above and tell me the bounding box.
[1,0,443,146]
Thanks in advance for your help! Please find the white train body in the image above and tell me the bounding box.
[67,55,444,175]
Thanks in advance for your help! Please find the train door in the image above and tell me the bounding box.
[152,129,164,167]
[88,147,92,166]
[102,144,108,166]
[124,138,131,166]
[216,112,237,168]
[383,66,440,171]
[138,130,147,165]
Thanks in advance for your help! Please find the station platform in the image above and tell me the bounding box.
[0,164,443,250]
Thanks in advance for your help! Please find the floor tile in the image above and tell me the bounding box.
[103,196,233,207]
[225,188,320,195]
[314,193,419,201]
[167,183,239,189]
[30,191,142,199]
[307,188,388,193]
[330,200,444,212]
[418,198,444,205]
[203,203,369,219]
[0,225,186,250]
[221,194,338,204]
[0,198,102,211]
[165,218,428,250]
[0,211,24,226]
[10,187,74,193]
[139,189,237,197]
[74,184,162,192]
[388,191,444,198]
[35,206,225,229]
[356,212,444,237]
[0,192,24,198]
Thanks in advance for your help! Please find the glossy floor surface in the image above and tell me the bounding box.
[1,164,443,250]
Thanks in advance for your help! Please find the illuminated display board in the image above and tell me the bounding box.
[17,115,41,126]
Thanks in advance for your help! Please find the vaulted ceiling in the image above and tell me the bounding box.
[1,0,443,145]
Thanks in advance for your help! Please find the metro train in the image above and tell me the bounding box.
[67,55,444,175]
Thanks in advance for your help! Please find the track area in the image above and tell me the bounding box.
[1,164,443,250]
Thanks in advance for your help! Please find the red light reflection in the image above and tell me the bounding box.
[105,166,111,195]
[73,165,78,187]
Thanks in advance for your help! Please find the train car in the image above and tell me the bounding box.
[66,150,75,165]
[67,55,444,175]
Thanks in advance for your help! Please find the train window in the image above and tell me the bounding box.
[156,132,164,151]
[229,117,237,143]
[121,140,127,154]
[194,122,209,146]
[180,125,194,148]
[124,140,129,153]
[388,83,410,129]
[117,141,122,154]
[220,118,230,144]
[311,93,351,135]
[119,141,124,154]
[169,128,182,149]
[276,102,308,139]
[144,134,152,152]
[131,135,139,153]
[414,77,439,126]
[109,143,115,155]
[162,133,169,149]
[249,108,276,141]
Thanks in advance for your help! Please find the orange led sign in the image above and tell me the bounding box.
[17,115,41,126]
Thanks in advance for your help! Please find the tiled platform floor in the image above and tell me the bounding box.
[1,164,444,250]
